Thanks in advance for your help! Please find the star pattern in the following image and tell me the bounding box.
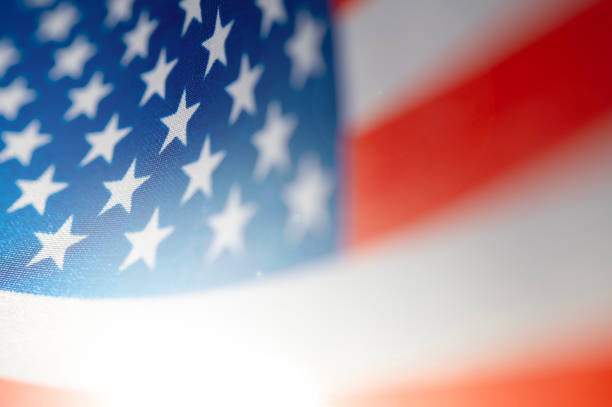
[140,47,178,106]
[8,165,68,216]
[256,0,287,38]
[121,11,158,66]
[50,35,97,80]
[120,208,174,271]
[37,2,80,43]
[160,89,199,153]
[181,136,226,204]
[0,39,20,78]
[207,186,257,260]
[28,215,87,270]
[179,0,202,36]
[285,10,326,89]
[201,8,234,77]
[64,72,113,121]
[0,120,51,166]
[225,54,263,124]
[282,154,333,243]
[252,101,297,181]
[0,77,36,120]
[100,159,150,215]
[81,113,132,166]
[105,0,134,28]
[0,2,337,293]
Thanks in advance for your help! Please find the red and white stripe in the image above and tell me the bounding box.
[2,0,612,405]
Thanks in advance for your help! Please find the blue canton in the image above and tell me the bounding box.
[0,0,338,297]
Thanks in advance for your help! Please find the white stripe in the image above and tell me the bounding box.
[2,116,612,404]
[335,0,593,130]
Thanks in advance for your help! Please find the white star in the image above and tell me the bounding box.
[121,11,158,66]
[252,101,297,181]
[179,0,202,36]
[37,2,80,43]
[64,72,113,121]
[0,120,51,166]
[50,35,97,80]
[80,113,131,166]
[28,215,87,270]
[159,89,199,153]
[207,185,256,261]
[256,0,287,38]
[201,8,234,77]
[140,47,178,106]
[0,77,36,120]
[100,159,149,215]
[284,10,326,89]
[105,0,134,28]
[225,54,263,124]
[181,136,225,204]
[120,208,174,271]
[282,154,333,243]
[8,165,68,216]
[0,39,20,78]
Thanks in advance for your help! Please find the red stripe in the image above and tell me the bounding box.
[345,0,612,245]
[331,0,367,14]
[339,351,612,406]
[0,378,99,407]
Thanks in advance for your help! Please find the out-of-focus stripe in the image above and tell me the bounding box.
[334,0,592,129]
[340,352,612,407]
[346,0,612,244]
[331,0,365,13]
[0,378,99,407]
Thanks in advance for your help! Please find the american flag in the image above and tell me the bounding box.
[1,0,612,406]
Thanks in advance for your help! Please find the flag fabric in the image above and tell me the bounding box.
[0,0,337,297]
[2,0,612,406]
